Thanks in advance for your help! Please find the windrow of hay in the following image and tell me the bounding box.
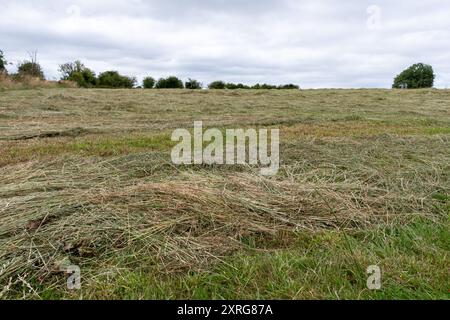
[0,152,443,291]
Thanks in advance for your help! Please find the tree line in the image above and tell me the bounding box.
[0,52,300,90]
[59,61,303,89]
[0,50,436,89]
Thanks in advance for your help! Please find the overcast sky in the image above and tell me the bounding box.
[1,0,449,88]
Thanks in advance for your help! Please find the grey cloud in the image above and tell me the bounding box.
[1,0,449,88]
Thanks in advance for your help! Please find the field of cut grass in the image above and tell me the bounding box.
[0,88,449,300]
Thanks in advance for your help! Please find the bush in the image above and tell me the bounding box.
[278,84,300,90]
[59,61,97,88]
[69,71,96,88]
[143,76,156,89]
[155,76,184,89]
[98,71,136,88]
[225,83,250,89]
[185,78,202,89]
[254,83,277,90]
[238,83,250,89]
[59,61,83,79]
[393,63,435,89]
[0,50,7,74]
[208,81,226,89]
[208,81,299,90]
[17,61,45,80]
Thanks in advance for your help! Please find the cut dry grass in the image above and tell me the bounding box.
[0,74,77,91]
[0,89,448,299]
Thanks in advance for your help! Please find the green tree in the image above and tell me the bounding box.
[225,83,238,89]
[0,50,7,74]
[155,76,184,89]
[17,61,45,79]
[393,63,435,89]
[98,71,136,88]
[278,84,300,90]
[185,78,202,89]
[225,83,251,89]
[59,61,97,87]
[143,76,156,89]
[59,60,83,79]
[259,84,277,90]
[208,81,226,89]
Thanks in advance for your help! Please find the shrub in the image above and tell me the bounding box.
[59,61,97,88]
[208,81,226,89]
[257,84,277,90]
[224,83,251,89]
[225,83,238,90]
[208,82,298,90]
[185,78,202,89]
[69,71,96,88]
[0,50,7,74]
[143,76,156,89]
[17,61,45,80]
[98,71,136,88]
[155,76,184,89]
[278,84,300,90]
[59,60,83,79]
[393,63,435,89]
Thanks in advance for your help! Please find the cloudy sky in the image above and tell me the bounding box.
[1,0,449,88]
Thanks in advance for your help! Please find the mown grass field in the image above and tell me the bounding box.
[0,88,449,300]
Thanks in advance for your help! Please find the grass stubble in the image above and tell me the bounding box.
[0,88,448,299]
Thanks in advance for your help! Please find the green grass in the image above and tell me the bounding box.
[0,89,449,300]
[0,133,174,166]
[36,217,448,300]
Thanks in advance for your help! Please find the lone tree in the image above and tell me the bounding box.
[155,76,184,89]
[59,60,97,87]
[185,78,202,89]
[208,81,226,89]
[17,51,45,79]
[143,76,156,89]
[393,63,435,89]
[98,71,136,88]
[18,61,45,79]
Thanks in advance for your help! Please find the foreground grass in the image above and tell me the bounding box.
[32,217,450,300]
[0,89,449,300]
